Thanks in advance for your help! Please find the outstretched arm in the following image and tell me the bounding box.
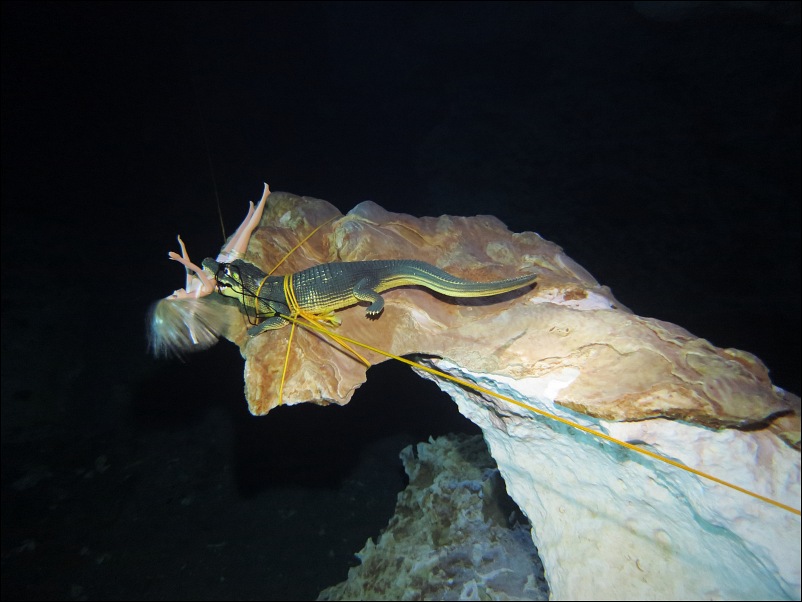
[164,183,271,300]
[166,236,217,300]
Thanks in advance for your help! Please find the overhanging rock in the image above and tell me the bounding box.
[217,192,800,600]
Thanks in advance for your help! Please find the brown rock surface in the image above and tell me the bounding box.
[218,192,797,442]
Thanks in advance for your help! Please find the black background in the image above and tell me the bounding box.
[2,3,799,600]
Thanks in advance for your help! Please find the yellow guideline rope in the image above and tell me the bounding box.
[276,311,801,517]
[256,213,369,405]
[275,271,371,405]
[255,211,798,516]
[282,274,371,366]
[267,215,338,277]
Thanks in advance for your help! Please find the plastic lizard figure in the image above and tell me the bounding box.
[152,184,536,353]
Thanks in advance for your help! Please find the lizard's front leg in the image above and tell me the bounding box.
[247,315,291,336]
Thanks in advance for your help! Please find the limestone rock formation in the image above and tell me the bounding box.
[217,192,800,600]
[318,434,548,601]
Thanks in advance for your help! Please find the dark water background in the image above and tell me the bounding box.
[2,3,799,600]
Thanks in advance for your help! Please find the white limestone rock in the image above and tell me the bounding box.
[318,434,548,601]
[210,192,800,599]
[416,361,801,600]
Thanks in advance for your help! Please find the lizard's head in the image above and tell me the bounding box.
[202,258,281,328]
[202,258,266,302]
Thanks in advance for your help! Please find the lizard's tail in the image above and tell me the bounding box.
[382,261,538,298]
